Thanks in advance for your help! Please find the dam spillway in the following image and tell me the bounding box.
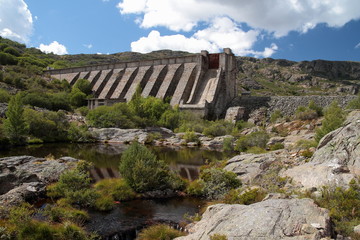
[46,48,237,118]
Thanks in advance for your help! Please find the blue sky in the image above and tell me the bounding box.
[0,0,360,61]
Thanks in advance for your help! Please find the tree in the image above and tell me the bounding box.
[3,93,28,144]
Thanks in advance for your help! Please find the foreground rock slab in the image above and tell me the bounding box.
[0,156,78,208]
[175,199,332,240]
[284,110,360,189]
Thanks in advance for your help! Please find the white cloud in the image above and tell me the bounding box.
[38,41,68,55]
[355,42,360,49]
[117,0,360,37]
[83,44,93,49]
[0,0,33,42]
[131,17,278,57]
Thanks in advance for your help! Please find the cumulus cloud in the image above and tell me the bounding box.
[118,0,360,36]
[355,42,360,49]
[0,0,33,42]
[131,17,278,57]
[38,41,68,55]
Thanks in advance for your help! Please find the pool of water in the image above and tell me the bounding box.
[0,143,230,239]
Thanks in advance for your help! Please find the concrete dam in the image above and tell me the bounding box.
[46,48,237,118]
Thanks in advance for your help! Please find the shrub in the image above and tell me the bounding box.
[270,110,283,123]
[75,106,90,116]
[202,120,233,137]
[94,178,136,201]
[308,100,323,117]
[0,89,11,103]
[210,234,228,240]
[3,47,21,57]
[186,179,205,197]
[158,108,181,130]
[200,168,241,200]
[119,142,174,193]
[43,204,89,224]
[235,131,269,152]
[246,146,267,154]
[346,94,360,110]
[94,195,115,211]
[182,130,199,143]
[315,101,345,142]
[295,139,317,149]
[137,224,185,240]
[315,179,360,237]
[86,103,137,128]
[47,169,98,208]
[73,79,92,95]
[269,143,284,151]
[70,88,87,108]
[0,52,18,65]
[222,137,234,152]
[67,123,94,143]
[224,188,266,205]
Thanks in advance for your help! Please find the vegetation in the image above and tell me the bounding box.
[3,93,28,145]
[186,167,241,200]
[347,94,360,110]
[235,131,269,152]
[224,188,266,205]
[294,101,323,120]
[315,179,360,238]
[315,101,346,142]
[119,142,183,193]
[210,234,228,240]
[137,224,185,240]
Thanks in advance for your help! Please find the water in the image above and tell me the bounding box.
[0,143,229,239]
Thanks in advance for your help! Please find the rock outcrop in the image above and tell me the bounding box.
[224,152,278,185]
[175,198,332,240]
[0,156,78,207]
[284,111,360,189]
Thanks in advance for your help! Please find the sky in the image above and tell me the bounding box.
[0,0,360,61]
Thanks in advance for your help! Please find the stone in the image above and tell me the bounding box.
[224,152,277,185]
[283,111,360,189]
[354,225,360,234]
[175,198,332,240]
[0,156,78,208]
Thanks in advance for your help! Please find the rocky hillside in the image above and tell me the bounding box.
[237,57,360,96]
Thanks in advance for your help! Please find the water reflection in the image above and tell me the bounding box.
[0,143,229,181]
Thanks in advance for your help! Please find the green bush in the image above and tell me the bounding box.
[67,123,94,143]
[246,146,267,154]
[200,168,241,199]
[235,131,269,152]
[186,179,205,197]
[270,110,283,123]
[94,195,115,211]
[222,137,234,152]
[210,234,228,240]
[73,79,92,95]
[43,204,89,224]
[3,47,21,57]
[269,143,284,151]
[347,94,360,110]
[94,178,136,201]
[182,130,199,143]
[70,88,87,108]
[75,106,90,116]
[0,89,11,103]
[24,108,69,142]
[315,101,345,142]
[202,120,233,137]
[294,101,323,120]
[137,224,185,240]
[86,103,137,128]
[119,142,174,193]
[47,169,98,208]
[0,52,18,65]
[224,188,266,205]
[315,179,360,237]
[158,108,181,130]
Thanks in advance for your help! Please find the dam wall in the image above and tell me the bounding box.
[46,49,238,119]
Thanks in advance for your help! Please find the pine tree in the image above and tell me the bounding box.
[4,93,28,144]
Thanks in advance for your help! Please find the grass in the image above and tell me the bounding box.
[136,224,185,240]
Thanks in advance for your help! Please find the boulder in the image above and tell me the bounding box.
[90,127,175,144]
[175,198,332,240]
[284,111,360,189]
[0,156,77,207]
[224,152,277,185]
